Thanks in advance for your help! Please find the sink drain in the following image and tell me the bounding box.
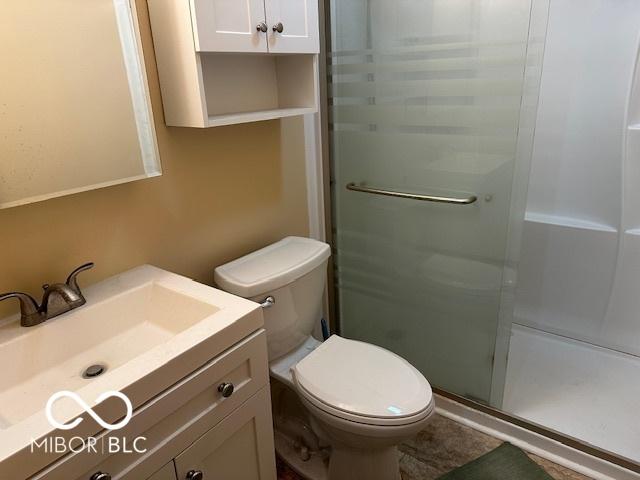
[82,364,106,379]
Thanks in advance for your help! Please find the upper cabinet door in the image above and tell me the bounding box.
[190,0,268,52]
[265,0,319,53]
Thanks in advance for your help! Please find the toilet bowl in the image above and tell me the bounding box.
[214,236,435,480]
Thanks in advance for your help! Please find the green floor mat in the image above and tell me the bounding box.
[436,443,554,480]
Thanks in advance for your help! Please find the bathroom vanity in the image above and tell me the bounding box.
[0,266,276,480]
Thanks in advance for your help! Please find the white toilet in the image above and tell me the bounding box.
[214,236,435,480]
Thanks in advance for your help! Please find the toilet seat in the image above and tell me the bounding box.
[292,335,434,427]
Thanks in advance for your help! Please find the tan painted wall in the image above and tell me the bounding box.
[0,0,309,318]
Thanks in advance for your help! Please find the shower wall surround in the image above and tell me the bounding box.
[515,0,640,356]
[503,0,640,463]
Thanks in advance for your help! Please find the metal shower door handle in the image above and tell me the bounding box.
[346,182,477,205]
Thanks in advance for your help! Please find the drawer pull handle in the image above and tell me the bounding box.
[186,470,204,480]
[218,382,235,398]
[272,22,284,33]
[90,473,112,480]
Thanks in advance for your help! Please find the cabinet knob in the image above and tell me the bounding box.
[218,382,235,398]
[90,473,111,480]
[272,22,284,33]
[186,470,204,480]
[256,22,268,33]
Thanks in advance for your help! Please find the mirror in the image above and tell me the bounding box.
[0,0,161,209]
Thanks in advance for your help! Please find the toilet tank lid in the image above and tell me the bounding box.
[214,236,331,297]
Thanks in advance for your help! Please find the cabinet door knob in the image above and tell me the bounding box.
[272,22,284,33]
[90,473,111,480]
[218,382,235,398]
[186,470,204,480]
[256,22,268,33]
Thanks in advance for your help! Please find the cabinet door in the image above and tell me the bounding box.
[265,0,319,53]
[147,462,177,480]
[174,387,276,480]
[190,0,268,52]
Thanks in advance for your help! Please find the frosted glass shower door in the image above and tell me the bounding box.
[330,0,534,402]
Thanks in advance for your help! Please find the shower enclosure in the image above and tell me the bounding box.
[329,0,640,467]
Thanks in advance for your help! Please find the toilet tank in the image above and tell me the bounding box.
[214,237,331,360]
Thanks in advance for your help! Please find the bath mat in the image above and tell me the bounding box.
[436,443,554,480]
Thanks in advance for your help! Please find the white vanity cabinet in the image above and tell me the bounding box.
[174,389,275,480]
[148,0,320,127]
[35,330,276,480]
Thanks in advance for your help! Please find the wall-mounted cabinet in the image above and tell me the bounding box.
[191,0,319,54]
[148,0,319,127]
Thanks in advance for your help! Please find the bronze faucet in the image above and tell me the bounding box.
[0,262,94,327]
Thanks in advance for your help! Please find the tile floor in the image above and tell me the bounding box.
[277,414,591,480]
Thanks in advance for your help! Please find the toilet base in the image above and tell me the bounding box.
[271,378,410,480]
[328,445,401,480]
[274,426,402,480]
[274,430,328,480]
[270,359,434,480]
[303,396,434,480]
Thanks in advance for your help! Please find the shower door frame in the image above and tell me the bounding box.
[318,0,640,474]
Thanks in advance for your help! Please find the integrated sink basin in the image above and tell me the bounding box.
[0,265,263,476]
[0,283,217,428]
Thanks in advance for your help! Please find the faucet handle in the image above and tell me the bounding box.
[65,262,94,294]
[0,292,41,322]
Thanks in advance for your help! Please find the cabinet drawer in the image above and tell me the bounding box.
[35,330,269,480]
[174,387,276,480]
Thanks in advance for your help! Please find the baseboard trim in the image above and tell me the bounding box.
[434,393,640,480]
